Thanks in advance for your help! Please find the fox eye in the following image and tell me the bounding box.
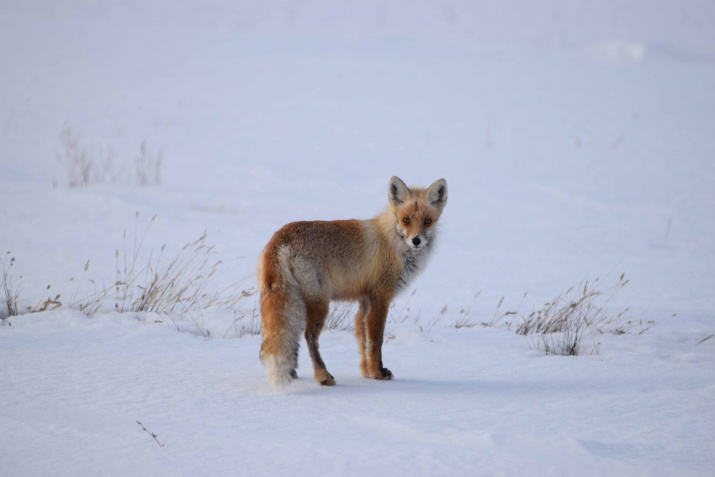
[402,218,410,224]
[424,218,432,225]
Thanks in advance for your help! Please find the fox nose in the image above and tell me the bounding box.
[412,237,421,246]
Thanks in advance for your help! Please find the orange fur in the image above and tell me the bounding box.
[257,176,448,386]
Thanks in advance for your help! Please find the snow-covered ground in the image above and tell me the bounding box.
[2,1,714,475]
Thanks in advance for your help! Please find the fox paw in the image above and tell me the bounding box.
[315,369,336,386]
[289,369,298,379]
[366,367,393,380]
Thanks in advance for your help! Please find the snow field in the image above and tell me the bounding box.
[2,1,715,475]
[2,310,714,476]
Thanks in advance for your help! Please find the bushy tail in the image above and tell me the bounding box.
[258,247,305,387]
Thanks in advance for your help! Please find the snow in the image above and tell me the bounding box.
[3,311,714,476]
[1,1,715,475]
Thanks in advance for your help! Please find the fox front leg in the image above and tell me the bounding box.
[363,296,393,380]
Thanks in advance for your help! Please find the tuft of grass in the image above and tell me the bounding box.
[135,140,162,186]
[453,291,482,328]
[0,253,99,317]
[56,128,162,188]
[112,214,251,314]
[1,252,21,318]
[27,284,63,313]
[518,274,634,356]
[24,212,254,318]
[468,273,649,356]
[223,307,262,338]
[423,305,449,334]
[1,213,254,327]
[58,127,117,187]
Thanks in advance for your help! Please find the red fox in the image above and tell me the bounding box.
[256,176,448,386]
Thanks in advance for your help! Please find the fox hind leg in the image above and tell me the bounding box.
[305,300,335,386]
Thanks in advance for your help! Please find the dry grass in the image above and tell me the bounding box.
[27,287,63,313]
[514,274,643,356]
[222,308,262,338]
[135,140,162,186]
[57,127,118,187]
[112,213,252,314]
[56,128,162,188]
[429,274,648,356]
[697,334,713,345]
[20,212,254,319]
[3,224,650,355]
[453,291,483,328]
[394,288,418,324]
[136,421,165,448]
[1,252,20,318]
[325,303,357,332]
[1,252,97,317]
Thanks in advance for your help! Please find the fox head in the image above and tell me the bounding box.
[388,176,448,251]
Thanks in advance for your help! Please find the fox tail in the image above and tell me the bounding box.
[257,246,305,386]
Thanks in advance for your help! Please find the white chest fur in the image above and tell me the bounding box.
[395,240,434,293]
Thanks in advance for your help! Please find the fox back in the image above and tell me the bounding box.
[257,176,447,386]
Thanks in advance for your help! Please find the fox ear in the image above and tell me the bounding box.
[388,176,410,206]
[427,178,448,210]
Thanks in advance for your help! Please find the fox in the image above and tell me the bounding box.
[256,176,448,386]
